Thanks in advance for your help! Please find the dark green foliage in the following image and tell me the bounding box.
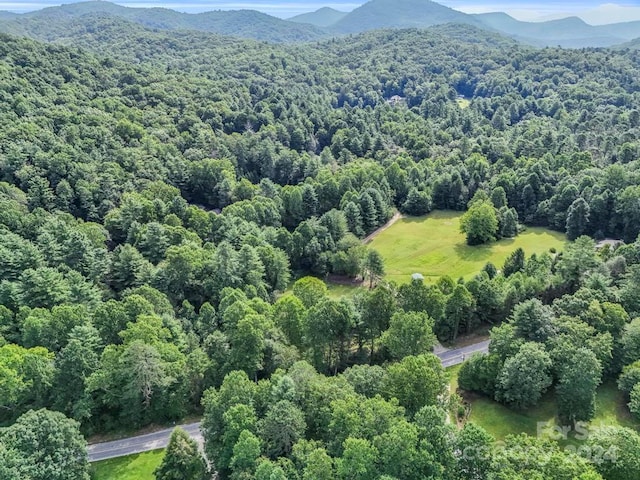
[511,299,556,343]
[344,202,365,237]
[556,348,602,424]
[619,361,640,395]
[622,319,640,365]
[556,236,600,292]
[357,285,397,360]
[154,428,207,480]
[566,197,590,240]
[460,200,499,245]
[458,353,502,397]
[499,207,519,238]
[260,400,306,458]
[490,187,508,209]
[341,364,387,398]
[455,422,494,480]
[363,250,385,288]
[502,247,525,277]
[401,188,432,215]
[201,371,258,476]
[440,284,475,342]
[482,263,498,280]
[305,298,357,373]
[53,325,102,420]
[495,342,553,409]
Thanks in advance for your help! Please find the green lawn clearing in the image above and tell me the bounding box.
[326,282,365,299]
[91,450,164,480]
[465,381,639,442]
[467,392,556,440]
[368,211,567,283]
[591,380,639,431]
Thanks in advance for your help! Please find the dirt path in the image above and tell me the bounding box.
[363,211,403,243]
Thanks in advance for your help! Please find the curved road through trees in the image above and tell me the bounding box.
[88,339,490,462]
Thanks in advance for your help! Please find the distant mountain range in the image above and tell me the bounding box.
[0,0,639,48]
[475,12,640,48]
[327,0,485,34]
[289,7,347,28]
[0,1,326,43]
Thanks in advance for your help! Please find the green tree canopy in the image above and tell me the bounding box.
[460,200,499,246]
[0,409,89,480]
[154,427,207,480]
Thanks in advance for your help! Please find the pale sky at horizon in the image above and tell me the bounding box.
[1,0,640,24]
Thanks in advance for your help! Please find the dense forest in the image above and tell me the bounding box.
[2,13,640,480]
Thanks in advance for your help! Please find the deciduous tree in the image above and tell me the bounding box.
[381,311,436,360]
[460,201,498,245]
[383,354,447,415]
[0,409,89,480]
[495,342,552,409]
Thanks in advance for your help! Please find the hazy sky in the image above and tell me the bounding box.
[2,0,640,23]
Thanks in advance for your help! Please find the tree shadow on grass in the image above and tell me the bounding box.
[452,241,497,263]
[401,215,430,223]
[401,211,460,224]
[453,235,527,263]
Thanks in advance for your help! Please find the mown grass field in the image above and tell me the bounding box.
[91,450,164,480]
[368,211,567,284]
[326,282,364,299]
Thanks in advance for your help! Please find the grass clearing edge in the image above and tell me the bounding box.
[91,449,165,480]
[368,210,567,283]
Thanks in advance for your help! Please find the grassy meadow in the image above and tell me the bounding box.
[326,282,365,299]
[444,364,638,445]
[91,450,164,480]
[367,211,567,284]
[464,381,639,443]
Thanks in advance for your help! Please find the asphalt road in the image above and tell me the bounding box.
[88,422,203,462]
[438,339,491,368]
[87,339,490,462]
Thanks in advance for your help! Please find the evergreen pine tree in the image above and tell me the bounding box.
[154,428,207,480]
[566,198,590,241]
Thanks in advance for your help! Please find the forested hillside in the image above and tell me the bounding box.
[2,21,640,480]
[0,1,327,43]
[328,0,483,33]
[1,0,640,47]
[289,7,348,27]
